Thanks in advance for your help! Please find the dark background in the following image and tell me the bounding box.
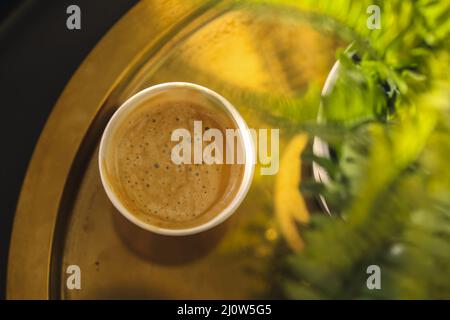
[0,0,138,299]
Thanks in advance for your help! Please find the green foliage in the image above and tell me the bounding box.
[251,0,450,299]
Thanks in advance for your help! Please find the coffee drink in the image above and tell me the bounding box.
[101,97,245,230]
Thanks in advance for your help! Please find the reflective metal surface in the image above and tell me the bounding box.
[7,0,343,299]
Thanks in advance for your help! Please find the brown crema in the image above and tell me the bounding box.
[102,99,244,229]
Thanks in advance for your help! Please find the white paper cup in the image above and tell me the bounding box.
[99,82,255,236]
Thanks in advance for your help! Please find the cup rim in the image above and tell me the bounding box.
[98,82,255,236]
[312,61,340,216]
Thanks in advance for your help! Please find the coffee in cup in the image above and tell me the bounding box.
[99,82,254,236]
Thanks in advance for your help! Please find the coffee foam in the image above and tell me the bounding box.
[103,99,244,229]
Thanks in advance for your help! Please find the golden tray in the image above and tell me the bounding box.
[7,0,341,299]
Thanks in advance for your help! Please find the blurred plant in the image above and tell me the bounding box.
[149,0,449,298]
[242,0,450,299]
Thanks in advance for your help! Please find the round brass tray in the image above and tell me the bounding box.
[7,0,341,299]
